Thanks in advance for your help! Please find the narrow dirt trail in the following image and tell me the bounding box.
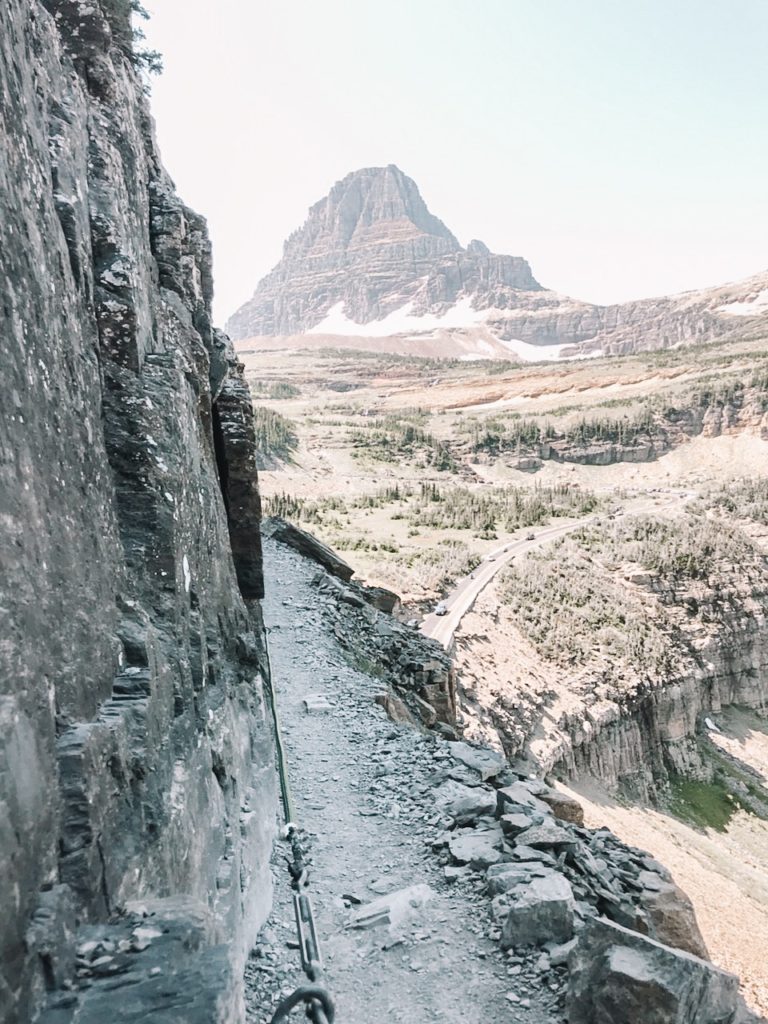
[246,540,562,1024]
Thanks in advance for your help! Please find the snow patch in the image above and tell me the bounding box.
[308,297,487,337]
[496,337,602,363]
[182,553,191,592]
[306,298,604,362]
[498,337,571,362]
[716,289,768,316]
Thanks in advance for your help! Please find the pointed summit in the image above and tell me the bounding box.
[291,165,460,254]
[226,166,539,339]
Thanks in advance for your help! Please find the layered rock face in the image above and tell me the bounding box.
[554,571,768,800]
[486,377,768,472]
[522,535,768,800]
[228,165,767,359]
[0,2,275,1021]
[226,164,542,340]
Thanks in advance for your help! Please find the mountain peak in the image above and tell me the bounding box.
[227,166,539,339]
[284,165,460,260]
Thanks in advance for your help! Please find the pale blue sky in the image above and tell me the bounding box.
[143,0,768,323]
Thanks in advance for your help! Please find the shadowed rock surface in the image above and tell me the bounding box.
[0,2,275,1021]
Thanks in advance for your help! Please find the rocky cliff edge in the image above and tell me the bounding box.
[0,3,275,1021]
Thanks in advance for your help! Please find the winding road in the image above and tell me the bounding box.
[420,491,691,648]
[420,517,595,648]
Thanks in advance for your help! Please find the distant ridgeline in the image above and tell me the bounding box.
[227,164,768,361]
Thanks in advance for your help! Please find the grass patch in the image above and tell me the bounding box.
[667,741,768,832]
[667,776,737,832]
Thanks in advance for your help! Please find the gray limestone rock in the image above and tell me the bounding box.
[548,937,577,966]
[486,864,538,896]
[40,899,243,1024]
[349,884,435,933]
[499,813,536,837]
[496,783,552,818]
[448,830,505,869]
[511,845,558,867]
[500,871,575,948]
[567,916,739,1024]
[0,3,275,1020]
[263,517,354,581]
[434,780,497,825]
[446,741,507,781]
[514,820,578,852]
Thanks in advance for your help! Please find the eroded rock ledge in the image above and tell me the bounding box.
[0,3,275,1021]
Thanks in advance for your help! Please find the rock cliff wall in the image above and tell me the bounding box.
[552,578,768,800]
[493,379,768,472]
[0,2,275,1021]
[530,547,768,801]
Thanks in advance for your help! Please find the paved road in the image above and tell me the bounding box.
[420,517,596,648]
[420,492,691,649]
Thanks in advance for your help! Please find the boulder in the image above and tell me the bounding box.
[374,693,419,728]
[548,937,577,966]
[539,788,585,826]
[511,845,557,866]
[496,783,551,818]
[567,915,739,1024]
[640,880,709,960]
[514,820,578,852]
[486,863,539,896]
[263,517,354,581]
[448,830,504,870]
[446,741,506,782]
[500,871,574,948]
[349,884,435,933]
[499,813,535,837]
[360,585,401,614]
[434,780,497,825]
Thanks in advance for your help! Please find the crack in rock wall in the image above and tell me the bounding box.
[0,2,275,1021]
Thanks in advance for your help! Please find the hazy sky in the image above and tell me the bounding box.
[142,0,768,324]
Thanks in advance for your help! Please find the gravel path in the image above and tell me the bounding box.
[245,540,563,1024]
